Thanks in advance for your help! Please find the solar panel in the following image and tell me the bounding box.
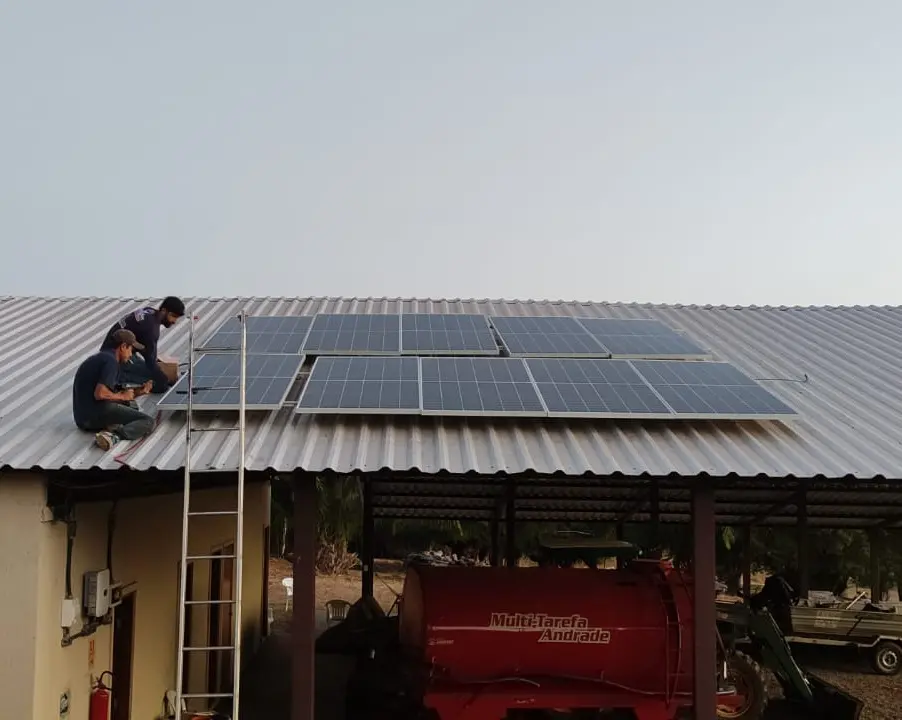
[199,315,313,354]
[526,358,673,418]
[629,360,797,419]
[577,318,709,359]
[488,316,609,357]
[301,314,401,355]
[400,313,499,355]
[420,357,547,417]
[157,353,304,410]
[295,356,420,414]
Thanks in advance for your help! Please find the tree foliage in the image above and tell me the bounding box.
[270,475,902,591]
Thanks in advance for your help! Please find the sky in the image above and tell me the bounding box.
[2,2,901,306]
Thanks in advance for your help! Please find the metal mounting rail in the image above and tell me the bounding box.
[174,310,248,720]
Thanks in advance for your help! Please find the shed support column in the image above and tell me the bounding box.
[692,482,717,720]
[742,525,753,599]
[490,498,503,567]
[361,478,374,599]
[649,480,661,557]
[292,474,317,720]
[868,530,883,602]
[797,491,809,601]
[504,481,517,567]
[615,523,625,569]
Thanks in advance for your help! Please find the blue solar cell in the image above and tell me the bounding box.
[577,318,708,358]
[400,314,499,355]
[302,314,401,355]
[157,353,304,410]
[420,357,546,416]
[200,316,313,354]
[629,360,797,418]
[489,316,609,357]
[296,356,420,414]
[526,358,673,417]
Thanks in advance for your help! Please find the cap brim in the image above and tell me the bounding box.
[132,341,145,351]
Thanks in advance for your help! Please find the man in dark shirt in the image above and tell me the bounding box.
[101,296,186,393]
[74,330,156,451]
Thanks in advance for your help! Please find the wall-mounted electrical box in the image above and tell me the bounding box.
[83,569,111,618]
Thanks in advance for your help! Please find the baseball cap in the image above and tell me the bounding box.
[111,329,145,351]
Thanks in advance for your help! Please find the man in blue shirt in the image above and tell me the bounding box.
[73,330,156,451]
[101,296,186,393]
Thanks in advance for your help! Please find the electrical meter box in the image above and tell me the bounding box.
[83,569,111,617]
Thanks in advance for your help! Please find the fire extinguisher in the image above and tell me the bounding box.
[90,672,113,720]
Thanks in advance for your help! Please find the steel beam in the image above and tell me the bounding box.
[361,478,374,599]
[692,482,717,720]
[292,473,317,720]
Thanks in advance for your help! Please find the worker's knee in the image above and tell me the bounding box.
[135,414,155,437]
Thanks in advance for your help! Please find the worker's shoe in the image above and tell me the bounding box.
[94,431,121,451]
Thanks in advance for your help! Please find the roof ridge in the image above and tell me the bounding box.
[0,295,899,311]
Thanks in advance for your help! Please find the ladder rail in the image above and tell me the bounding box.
[232,310,248,717]
[174,311,249,720]
[174,314,197,718]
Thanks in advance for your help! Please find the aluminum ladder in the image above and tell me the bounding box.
[174,310,249,720]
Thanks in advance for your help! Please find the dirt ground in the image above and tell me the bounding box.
[261,559,900,720]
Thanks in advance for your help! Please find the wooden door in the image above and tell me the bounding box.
[208,544,235,694]
[111,593,136,720]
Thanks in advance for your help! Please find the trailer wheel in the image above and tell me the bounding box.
[871,641,902,676]
[717,651,768,720]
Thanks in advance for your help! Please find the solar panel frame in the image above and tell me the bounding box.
[301,313,403,355]
[295,356,421,415]
[198,315,314,355]
[488,316,611,358]
[628,359,798,420]
[156,353,305,410]
[420,357,548,418]
[576,317,710,360]
[524,357,676,419]
[399,313,500,356]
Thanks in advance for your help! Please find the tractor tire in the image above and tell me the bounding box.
[871,640,902,676]
[717,651,768,720]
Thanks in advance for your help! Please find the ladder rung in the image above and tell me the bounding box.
[186,554,237,560]
[188,468,240,474]
[184,599,237,605]
[188,511,239,516]
[191,427,240,433]
[181,692,234,698]
[183,645,235,652]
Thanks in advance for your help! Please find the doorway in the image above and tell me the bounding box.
[111,592,136,720]
[208,543,235,694]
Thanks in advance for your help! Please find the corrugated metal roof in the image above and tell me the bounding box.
[3,295,902,480]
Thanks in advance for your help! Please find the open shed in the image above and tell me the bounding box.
[3,296,902,720]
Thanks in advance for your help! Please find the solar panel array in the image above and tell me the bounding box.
[200,316,314,354]
[577,318,709,359]
[170,312,796,422]
[297,356,420,414]
[303,314,402,355]
[157,353,305,410]
[489,316,608,357]
[420,357,546,416]
[526,358,672,418]
[295,356,798,420]
[401,313,498,355]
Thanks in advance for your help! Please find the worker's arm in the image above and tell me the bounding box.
[95,354,133,402]
[95,383,135,402]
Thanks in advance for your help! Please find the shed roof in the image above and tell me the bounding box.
[2,296,902,482]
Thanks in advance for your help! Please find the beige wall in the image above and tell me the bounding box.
[0,473,47,720]
[0,473,270,720]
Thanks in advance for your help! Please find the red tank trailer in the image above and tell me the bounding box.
[395,559,734,720]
